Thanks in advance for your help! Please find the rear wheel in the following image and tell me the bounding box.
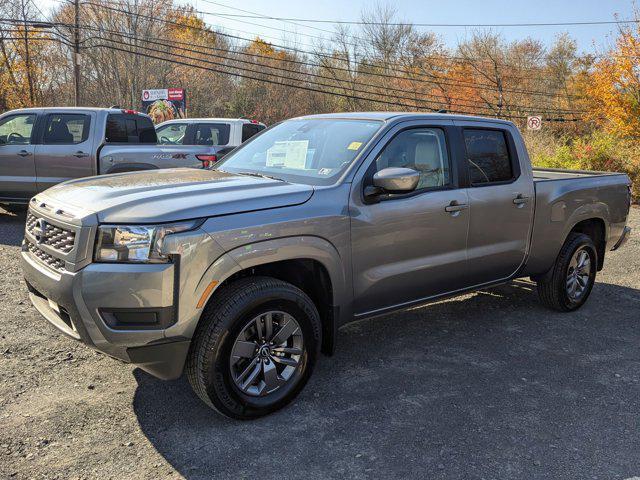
[186,276,321,419]
[537,232,597,312]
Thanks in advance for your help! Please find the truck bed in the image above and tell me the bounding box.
[532,167,627,182]
[524,167,631,276]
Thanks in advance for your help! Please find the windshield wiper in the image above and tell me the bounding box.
[235,171,284,182]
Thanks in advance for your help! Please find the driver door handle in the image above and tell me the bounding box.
[17,150,31,157]
[73,151,89,158]
[445,201,469,213]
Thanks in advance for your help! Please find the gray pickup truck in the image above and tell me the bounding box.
[21,112,632,419]
[0,107,217,208]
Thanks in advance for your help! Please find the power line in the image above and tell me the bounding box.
[83,38,580,122]
[80,26,585,116]
[79,3,585,101]
[195,13,640,28]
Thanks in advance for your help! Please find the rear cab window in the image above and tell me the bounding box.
[241,123,265,142]
[463,129,515,185]
[43,114,91,144]
[105,113,157,144]
[194,123,230,146]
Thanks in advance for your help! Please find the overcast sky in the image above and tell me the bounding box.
[38,0,636,54]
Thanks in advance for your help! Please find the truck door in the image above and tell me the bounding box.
[34,112,96,192]
[455,121,535,285]
[350,120,470,316]
[0,112,38,201]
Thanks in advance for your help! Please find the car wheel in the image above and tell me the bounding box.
[186,276,321,419]
[537,232,597,312]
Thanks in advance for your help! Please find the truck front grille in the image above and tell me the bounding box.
[26,212,76,253]
[25,240,67,271]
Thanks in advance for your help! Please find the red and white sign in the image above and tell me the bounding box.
[142,89,168,101]
[168,88,184,101]
[527,116,542,130]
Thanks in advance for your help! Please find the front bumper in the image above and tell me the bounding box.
[21,248,190,380]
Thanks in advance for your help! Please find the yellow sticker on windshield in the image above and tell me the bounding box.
[347,141,363,150]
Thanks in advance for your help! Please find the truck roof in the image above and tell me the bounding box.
[295,111,516,126]
[4,106,149,115]
[158,118,265,126]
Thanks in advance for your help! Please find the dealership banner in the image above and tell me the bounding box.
[141,88,187,123]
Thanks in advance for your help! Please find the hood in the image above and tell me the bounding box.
[39,169,314,224]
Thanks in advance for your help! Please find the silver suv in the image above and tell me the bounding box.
[21,112,632,419]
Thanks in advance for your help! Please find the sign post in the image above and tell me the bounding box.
[527,116,542,131]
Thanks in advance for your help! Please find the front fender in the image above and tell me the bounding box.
[188,236,349,334]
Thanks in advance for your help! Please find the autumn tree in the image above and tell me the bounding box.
[584,21,640,137]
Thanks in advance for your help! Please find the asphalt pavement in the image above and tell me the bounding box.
[1,207,639,479]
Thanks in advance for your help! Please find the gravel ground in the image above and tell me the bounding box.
[1,206,639,480]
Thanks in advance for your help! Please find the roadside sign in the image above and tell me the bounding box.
[141,88,187,123]
[527,116,542,130]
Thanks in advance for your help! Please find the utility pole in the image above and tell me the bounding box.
[73,0,80,106]
[21,0,35,106]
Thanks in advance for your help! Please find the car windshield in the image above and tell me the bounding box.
[216,119,383,185]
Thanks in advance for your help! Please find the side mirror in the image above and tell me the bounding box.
[372,167,420,193]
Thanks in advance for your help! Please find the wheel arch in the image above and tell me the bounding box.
[193,236,349,355]
[567,217,607,270]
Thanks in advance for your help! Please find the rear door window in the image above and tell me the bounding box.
[194,123,230,145]
[43,114,90,144]
[156,123,187,145]
[463,129,514,185]
[0,114,36,145]
[241,123,264,142]
[105,114,157,144]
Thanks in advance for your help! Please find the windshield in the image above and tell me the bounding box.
[216,119,383,185]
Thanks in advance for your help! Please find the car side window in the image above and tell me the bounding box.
[106,114,157,144]
[157,123,187,145]
[375,128,451,190]
[194,123,230,146]
[0,114,36,145]
[463,129,513,185]
[241,123,263,142]
[43,114,90,145]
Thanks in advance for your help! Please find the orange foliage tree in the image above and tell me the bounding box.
[585,24,640,137]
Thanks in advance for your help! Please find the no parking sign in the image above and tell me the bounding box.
[527,116,542,130]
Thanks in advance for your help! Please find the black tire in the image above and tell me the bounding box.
[537,232,598,312]
[186,276,321,419]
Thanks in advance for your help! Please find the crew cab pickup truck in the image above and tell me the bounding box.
[21,112,632,419]
[155,118,266,165]
[0,107,215,208]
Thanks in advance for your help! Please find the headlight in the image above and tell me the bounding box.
[94,219,202,263]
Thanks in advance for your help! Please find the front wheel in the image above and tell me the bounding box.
[537,232,597,312]
[186,276,321,419]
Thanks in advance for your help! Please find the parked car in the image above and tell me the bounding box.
[0,107,218,209]
[155,118,266,164]
[21,112,632,419]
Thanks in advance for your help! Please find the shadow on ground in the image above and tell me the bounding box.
[132,280,640,480]
[0,209,26,247]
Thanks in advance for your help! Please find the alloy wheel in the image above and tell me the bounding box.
[229,311,304,397]
[566,247,592,301]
